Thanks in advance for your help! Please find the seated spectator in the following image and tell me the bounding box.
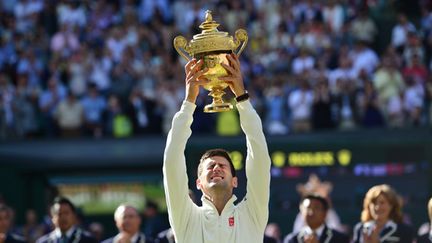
[403,54,429,85]
[373,57,405,124]
[102,204,147,243]
[288,76,313,133]
[80,83,106,137]
[50,23,80,58]
[291,48,315,75]
[54,91,83,138]
[358,80,385,127]
[38,77,67,137]
[391,13,416,54]
[102,94,132,138]
[264,81,288,135]
[418,197,432,243]
[283,194,349,243]
[0,204,26,243]
[403,76,424,126]
[36,197,97,243]
[352,184,414,243]
[312,78,334,130]
[16,209,44,243]
[350,40,379,77]
[350,8,378,45]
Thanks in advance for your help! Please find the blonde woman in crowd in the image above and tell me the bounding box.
[353,184,414,243]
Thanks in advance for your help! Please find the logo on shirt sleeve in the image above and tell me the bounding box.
[229,217,234,227]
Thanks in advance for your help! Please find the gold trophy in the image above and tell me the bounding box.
[173,10,248,112]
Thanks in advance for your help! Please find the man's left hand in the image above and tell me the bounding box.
[220,53,245,97]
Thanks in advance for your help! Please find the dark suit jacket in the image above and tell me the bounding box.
[5,233,27,243]
[264,235,278,243]
[102,232,147,243]
[283,225,349,243]
[352,221,414,243]
[418,233,432,243]
[36,228,97,243]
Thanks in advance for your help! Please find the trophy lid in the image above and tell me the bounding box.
[188,10,236,55]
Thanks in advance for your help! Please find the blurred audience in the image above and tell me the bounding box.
[0,0,431,140]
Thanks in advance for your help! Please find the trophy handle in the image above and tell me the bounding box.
[233,29,248,56]
[173,36,191,61]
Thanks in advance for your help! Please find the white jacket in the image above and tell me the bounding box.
[163,100,271,243]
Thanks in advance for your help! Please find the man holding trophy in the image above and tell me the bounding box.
[163,11,271,243]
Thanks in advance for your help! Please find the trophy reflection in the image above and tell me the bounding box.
[173,10,248,112]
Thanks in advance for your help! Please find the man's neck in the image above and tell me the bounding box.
[204,191,232,215]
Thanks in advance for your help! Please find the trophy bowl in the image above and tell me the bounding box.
[196,51,231,112]
[173,10,248,113]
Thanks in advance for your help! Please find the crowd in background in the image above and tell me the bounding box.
[0,0,432,140]
[1,181,432,243]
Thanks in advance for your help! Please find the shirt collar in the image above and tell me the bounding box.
[304,224,325,238]
[55,226,76,239]
[130,232,139,243]
[201,195,237,213]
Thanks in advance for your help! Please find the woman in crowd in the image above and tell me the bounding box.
[353,184,414,243]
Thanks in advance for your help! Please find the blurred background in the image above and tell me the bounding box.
[0,0,432,241]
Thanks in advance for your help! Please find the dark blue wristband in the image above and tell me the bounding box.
[235,92,249,103]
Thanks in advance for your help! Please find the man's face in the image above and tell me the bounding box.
[0,211,10,233]
[115,206,141,235]
[196,156,237,195]
[52,203,76,232]
[300,199,327,229]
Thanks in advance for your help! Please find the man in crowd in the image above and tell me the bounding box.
[283,194,349,243]
[0,204,26,243]
[36,197,96,243]
[102,204,147,243]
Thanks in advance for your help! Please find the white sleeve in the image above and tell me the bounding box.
[162,101,196,237]
[236,100,271,230]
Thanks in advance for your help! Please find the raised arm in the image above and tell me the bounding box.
[238,100,271,230]
[162,59,208,236]
[221,54,271,230]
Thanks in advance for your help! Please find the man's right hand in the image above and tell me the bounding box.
[185,59,209,104]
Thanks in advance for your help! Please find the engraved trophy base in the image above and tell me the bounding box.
[203,87,233,113]
[204,102,233,113]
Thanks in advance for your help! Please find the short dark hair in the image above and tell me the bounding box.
[301,194,329,211]
[51,197,77,215]
[197,149,236,178]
